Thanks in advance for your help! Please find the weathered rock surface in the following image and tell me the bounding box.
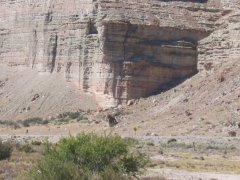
[199,8,240,70]
[0,0,239,107]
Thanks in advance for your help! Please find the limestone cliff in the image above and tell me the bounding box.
[199,9,240,70]
[0,0,238,107]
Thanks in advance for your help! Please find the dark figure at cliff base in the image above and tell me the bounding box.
[106,114,118,127]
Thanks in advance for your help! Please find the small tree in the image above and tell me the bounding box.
[28,133,148,179]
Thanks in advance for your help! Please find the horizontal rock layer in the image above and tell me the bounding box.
[0,0,238,106]
[198,9,240,71]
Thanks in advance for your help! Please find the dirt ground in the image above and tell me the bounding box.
[1,58,239,137]
[0,64,97,121]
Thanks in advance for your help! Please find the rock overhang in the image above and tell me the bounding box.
[97,19,211,103]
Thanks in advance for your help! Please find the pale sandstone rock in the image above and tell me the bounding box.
[0,0,239,107]
[198,8,240,71]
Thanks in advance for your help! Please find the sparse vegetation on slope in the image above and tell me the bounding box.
[0,111,88,129]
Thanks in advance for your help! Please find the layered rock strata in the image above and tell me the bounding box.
[0,0,234,106]
[199,9,240,71]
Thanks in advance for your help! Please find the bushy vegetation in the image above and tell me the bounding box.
[17,144,34,153]
[27,133,148,180]
[0,120,20,129]
[31,141,42,146]
[0,111,88,128]
[20,117,49,127]
[0,118,47,128]
[0,140,13,160]
[56,111,87,124]
[167,138,177,144]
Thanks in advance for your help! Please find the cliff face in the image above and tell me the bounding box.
[199,9,240,71]
[0,0,237,107]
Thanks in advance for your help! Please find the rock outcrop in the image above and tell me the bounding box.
[0,0,238,107]
[199,7,240,70]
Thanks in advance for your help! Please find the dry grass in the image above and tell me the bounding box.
[0,147,42,179]
[134,139,240,176]
[151,152,240,175]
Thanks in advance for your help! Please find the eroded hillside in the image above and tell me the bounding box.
[0,0,239,123]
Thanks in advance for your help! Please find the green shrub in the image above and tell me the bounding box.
[28,133,148,179]
[123,137,138,145]
[121,153,148,174]
[31,141,42,146]
[99,166,125,180]
[67,112,82,119]
[146,142,155,146]
[167,138,177,144]
[22,121,30,127]
[20,117,45,127]
[0,140,13,160]
[0,120,20,129]
[57,112,84,120]
[56,111,87,124]
[17,144,34,153]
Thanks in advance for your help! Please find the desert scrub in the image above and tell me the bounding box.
[0,140,13,160]
[0,120,20,129]
[0,111,87,128]
[27,133,148,180]
[167,138,177,144]
[17,144,34,153]
[31,141,42,146]
[54,111,88,124]
[146,142,155,146]
[20,117,48,127]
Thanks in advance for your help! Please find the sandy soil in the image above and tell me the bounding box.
[0,64,97,120]
[146,168,240,180]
